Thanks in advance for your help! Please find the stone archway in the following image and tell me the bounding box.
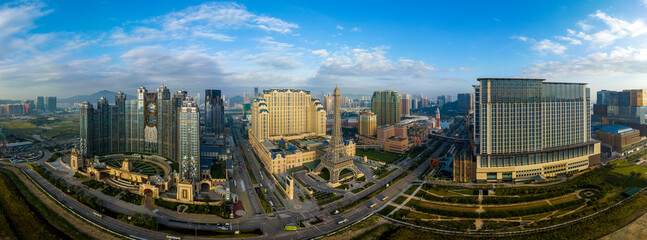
[318,167,331,181]
[200,182,211,193]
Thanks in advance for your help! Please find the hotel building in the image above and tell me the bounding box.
[358,110,377,136]
[249,89,335,173]
[79,86,201,180]
[473,78,600,182]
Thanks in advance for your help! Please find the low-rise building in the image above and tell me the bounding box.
[595,125,646,155]
[249,133,355,173]
[358,124,409,154]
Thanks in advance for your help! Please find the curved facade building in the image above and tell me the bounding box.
[474,78,600,182]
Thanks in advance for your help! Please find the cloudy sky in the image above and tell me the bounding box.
[1,0,647,100]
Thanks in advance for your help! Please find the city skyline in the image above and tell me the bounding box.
[2,1,647,100]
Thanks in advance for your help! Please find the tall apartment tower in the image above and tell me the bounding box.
[179,100,200,181]
[400,94,411,116]
[250,89,326,141]
[36,96,45,111]
[205,90,224,134]
[473,78,600,183]
[358,110,377,136]
[324,94,334,113]
[371,90,401,126]
[45,96,57,111]
[457,93,475,114]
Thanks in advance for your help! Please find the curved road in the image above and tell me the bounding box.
[2,131,431,240]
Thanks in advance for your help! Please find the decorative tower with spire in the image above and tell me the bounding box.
[313,86,364,186]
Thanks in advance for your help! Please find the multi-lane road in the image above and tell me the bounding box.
[2,128,436,240]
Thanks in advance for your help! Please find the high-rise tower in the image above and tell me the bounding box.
[371,90,401,125]
[179,99,200,181]
[205,89,224,134]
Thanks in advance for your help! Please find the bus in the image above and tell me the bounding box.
[284,225,297,231]
[381,196,389,201]
[337,219,348,225]
[369,203,377,209]
[92,212,103,219]
[165,236,182,240]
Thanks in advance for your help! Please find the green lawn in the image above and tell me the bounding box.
[609,159,634,167]
[393,196,407,205]
[356,149,402,164]
[613,165,647,180]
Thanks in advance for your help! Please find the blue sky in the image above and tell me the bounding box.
[1,0,647,100]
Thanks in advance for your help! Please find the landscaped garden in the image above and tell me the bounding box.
[120,192,143,205]
[356,149,402,164]
[381,164,647,232]
[154,198,231,219]
[101,186,122,197]
[82,179,104,189]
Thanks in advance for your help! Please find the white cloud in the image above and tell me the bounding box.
[313,47,434,80]
[119,46,227,84]
[459,67,474,72]
[577,21,593,31]
[556,36,582,45]
[586,11,647,47]
[255,56,302,70]
[312,49,329,58]
[0,2,53,57]
[350,27,361,32]
[512,36,529,42]
[192,31,235,41]
[642,0,647,7]
[109,2,298,44]
[513,36,567,55]
[520,47,647,79]
[336,25,344,30]
[559,11,647,48]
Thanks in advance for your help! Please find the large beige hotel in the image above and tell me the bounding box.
[249,89,353,173]
[473,78,600,182]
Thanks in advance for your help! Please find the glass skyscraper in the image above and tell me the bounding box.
[594,89,647,124]
[204,89,224,134]
[474,78,600,182]
[79,86,192,175]
[179,100,200,181]
[371,90,401,126]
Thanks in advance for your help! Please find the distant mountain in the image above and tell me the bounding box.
[229,95,244,105]
[59,90,117,104]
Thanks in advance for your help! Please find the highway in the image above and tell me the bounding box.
[1,126,435,240]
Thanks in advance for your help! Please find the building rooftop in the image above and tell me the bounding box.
[599,125,635,134]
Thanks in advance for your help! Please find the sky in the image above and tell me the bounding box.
[1,0,647,100]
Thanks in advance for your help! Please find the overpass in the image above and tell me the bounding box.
[429,133,469,142]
